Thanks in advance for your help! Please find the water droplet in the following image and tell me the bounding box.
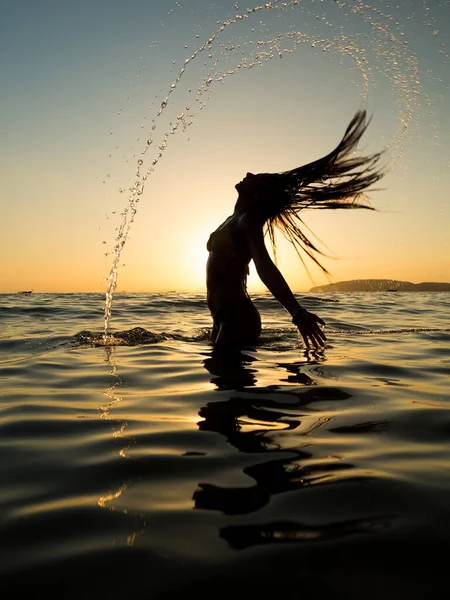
[138,159,143,165]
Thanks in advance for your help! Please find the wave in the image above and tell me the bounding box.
[72,325,450,348]
[73,327,212,347]
[328,327,450,335]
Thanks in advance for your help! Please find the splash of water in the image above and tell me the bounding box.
[102,0,447,341]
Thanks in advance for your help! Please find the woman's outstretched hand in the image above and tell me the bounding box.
[293,309,327,349]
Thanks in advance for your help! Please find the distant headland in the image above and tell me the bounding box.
[309,279,450,292]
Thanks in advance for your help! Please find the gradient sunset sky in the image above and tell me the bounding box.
[1,0,449,293]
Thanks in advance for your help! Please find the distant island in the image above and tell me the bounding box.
[309,279,450,292]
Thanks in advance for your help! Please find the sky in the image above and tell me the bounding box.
[1,0,449,293]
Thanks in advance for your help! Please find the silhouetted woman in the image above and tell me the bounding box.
[206,110,384,352]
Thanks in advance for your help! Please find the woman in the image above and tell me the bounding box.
[206,110,384,352]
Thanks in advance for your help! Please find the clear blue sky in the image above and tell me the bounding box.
[1,0,449,292]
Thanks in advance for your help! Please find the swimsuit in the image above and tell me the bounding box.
[206,216,236,257]
[207,217,249,274]
[207,217,260,346]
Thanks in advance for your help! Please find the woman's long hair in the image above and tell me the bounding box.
[263,110,386,277]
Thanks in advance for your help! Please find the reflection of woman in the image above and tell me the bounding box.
[194,388,351,515]
[206,110,384,352]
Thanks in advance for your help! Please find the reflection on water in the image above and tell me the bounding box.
[221,516,391,550]
[202,351,259,389]
[202,346,325,390]
[2,291,449,597]
[196,348,393,548]
[98,345,147,547]
[194,384,348,515]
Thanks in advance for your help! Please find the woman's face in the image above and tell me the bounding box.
[235,172,256,193]
[235,172,271,196]
[235,172,289,218]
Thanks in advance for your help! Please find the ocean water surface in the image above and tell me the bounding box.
[1,291,449,598]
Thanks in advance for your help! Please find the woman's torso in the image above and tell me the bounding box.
[206,214,252,314]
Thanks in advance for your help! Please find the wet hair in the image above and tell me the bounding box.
[259,110,385,277]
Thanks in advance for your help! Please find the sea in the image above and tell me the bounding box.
[1,291,449,599]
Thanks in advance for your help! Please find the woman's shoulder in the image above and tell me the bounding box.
[234,211,261,230]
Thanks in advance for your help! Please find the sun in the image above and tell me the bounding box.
[184,236,209,291]
[173,216,218,291]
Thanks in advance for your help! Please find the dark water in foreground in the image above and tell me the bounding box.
[1,292,449,598]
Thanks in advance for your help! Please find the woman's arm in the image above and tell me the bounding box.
[242,214,326,348]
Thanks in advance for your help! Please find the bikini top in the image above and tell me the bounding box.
[207,216,250,274]
[206,216,236,257]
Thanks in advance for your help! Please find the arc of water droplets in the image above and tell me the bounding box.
[103,1,303,340]
[98,349,147,546]
[195,2,422,172]
[103,0,438,340]
[155,1,301,118]
[103,114,189,341]
[343,1,421,168]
